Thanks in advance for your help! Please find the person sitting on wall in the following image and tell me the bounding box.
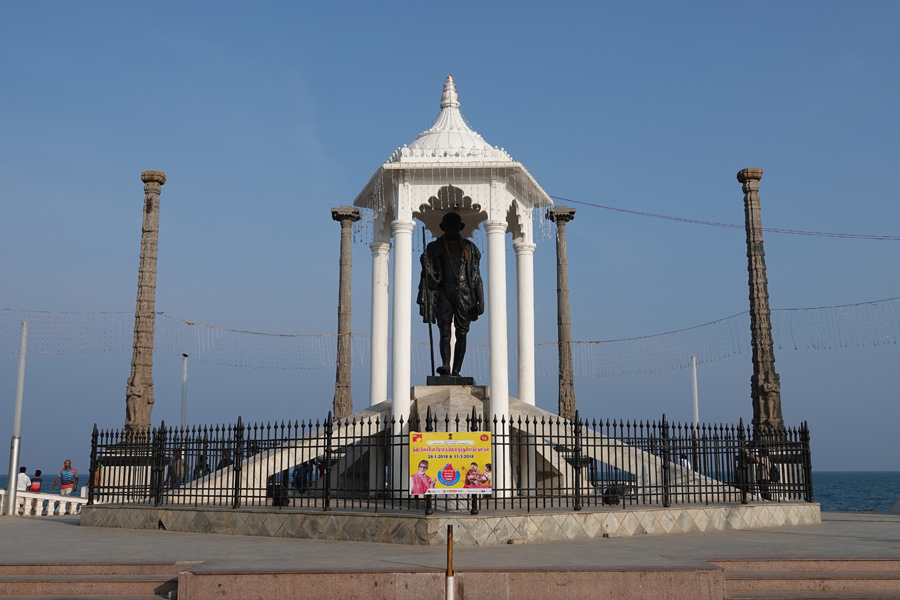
[16,467,31,515]
[28,469,43,516]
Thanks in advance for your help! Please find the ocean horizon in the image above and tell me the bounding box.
[2,471,897,513]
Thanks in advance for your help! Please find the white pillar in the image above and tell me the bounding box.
[513,242,536,406]
[390,220,415,419]
[485,221,509,423]
[369,242,391,407]
[390,220,415,496]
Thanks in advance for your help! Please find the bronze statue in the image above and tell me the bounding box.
[417,212,485,377]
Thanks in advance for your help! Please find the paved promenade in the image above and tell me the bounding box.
[1,512,898,571]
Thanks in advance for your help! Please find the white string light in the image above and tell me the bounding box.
[2,298,897,375]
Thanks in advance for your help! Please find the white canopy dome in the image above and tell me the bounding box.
[390,74,513,163]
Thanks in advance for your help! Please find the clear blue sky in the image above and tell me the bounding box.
[2,2,898,474]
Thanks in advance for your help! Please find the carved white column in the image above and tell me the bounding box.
[513,242,536,406]
[369,241,391,407]
[390,219,415,496]
[390,220,416,420]
[485,220,509,423]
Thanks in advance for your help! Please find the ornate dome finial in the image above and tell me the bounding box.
[440,74,460,109]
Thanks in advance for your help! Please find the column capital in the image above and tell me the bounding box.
[512,241,537,256]
[331,206,361,223]
[546,206,576,224]
[484,220,508,234]
[736,168,764,184]
[391,220,416,235]
[141,171,166,186]
[369,241,392,256]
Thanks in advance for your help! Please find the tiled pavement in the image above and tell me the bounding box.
[0,512,897,573]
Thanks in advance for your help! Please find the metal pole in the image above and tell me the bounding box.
[691,356,699,426]
[445,524,454,600]
[3,322,28,516]
[181,354,188,430]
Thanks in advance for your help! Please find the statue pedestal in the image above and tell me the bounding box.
[426,375,475,386]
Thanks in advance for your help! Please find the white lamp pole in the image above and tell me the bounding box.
[690,356,700,426]
[181,354,188,430]
[3,322,28,516]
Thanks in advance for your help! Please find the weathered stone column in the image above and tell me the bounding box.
[738,168,784,431]
[546,207,576,420]
[331,206,361,419]
[125,171,166,432]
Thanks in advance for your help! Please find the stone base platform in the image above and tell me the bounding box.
[81,502,820,546]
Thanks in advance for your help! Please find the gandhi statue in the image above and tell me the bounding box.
[417,212,485,377]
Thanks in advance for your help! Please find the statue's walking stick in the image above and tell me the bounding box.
[424,226,436,377]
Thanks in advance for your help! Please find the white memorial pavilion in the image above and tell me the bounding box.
[353,75,553,424]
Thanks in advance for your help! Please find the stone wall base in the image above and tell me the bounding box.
[81,502,820,546]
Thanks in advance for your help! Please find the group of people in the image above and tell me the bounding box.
[164,448,299,490]
[165,450,233,489]
[464,462,491,489]
[291,460,324,494]
[738,446,777,501]
[13,460,78,515]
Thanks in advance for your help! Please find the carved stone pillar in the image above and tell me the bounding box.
[331,206,361,419]
[546,207,576,420]
[125,171,166,432]
[738,168,784,431]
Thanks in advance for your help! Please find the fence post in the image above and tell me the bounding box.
[574,410,582,511]
[424,406,434,516]
[469,407,479,516]
[88,424,99,505]
[152,422,167,507]
[661,414,671,508]
[737,418,748,504]
[232,417,244,510]
[323,411,333,512]
[800,421,814,502]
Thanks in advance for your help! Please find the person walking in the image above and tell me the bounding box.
[50,460,78,496]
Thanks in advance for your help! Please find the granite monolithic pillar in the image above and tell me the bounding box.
[546,207,576,420]
[125,171,166,433]
[738,168,784,431]
[331,206,361,419]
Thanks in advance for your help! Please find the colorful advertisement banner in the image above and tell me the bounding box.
[409,431,492,495]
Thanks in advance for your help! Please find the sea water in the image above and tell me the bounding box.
[813,471,900,513]
[1,472,898,512]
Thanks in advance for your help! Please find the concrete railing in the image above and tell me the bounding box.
[0,488,88,516]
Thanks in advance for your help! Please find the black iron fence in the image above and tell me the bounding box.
[87,411,813,513]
